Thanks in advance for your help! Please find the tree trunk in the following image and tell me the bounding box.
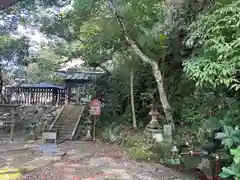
[108,0,175,131]
[130,68,137,130]
[128,40,175,130]
[122,37,175,130]
[151,61,175,130]
[0,69,8,104]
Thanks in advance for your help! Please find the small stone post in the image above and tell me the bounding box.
[84,119,92,140]
[163,124,173,143]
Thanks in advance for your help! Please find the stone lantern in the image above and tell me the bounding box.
[149,106,160,125]
[144,103,163,140]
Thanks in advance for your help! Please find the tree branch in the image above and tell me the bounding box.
[107,0,175,130]
[107,0,153,64]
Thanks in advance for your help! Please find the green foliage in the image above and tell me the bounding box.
[220,163,240,179]
[165,158,181,165]
[114,131,178,164]
[219,147,240,179]
[26,46,64,83]
[31,0,185,132]
[179,90,240,129]
[100,125,120,142]
[179,98,203,124]
[184,0,240,89]
[231,147,240,164]
[0,36,29,65]
[215,125,240,148]
[120,133,157,162]
[216,124,240,179]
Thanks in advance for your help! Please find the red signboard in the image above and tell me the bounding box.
[89,99,101,116]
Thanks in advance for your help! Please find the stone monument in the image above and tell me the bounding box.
[83,118,92,140]
[144,104,163,140]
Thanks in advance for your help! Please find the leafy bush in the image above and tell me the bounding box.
[184,0,240,89]
[119,133,155,161]
[128,147,154,161]
[216,125,240,179]
[118,132,178,163]
[219,147,240,179]
[215,125,240,148]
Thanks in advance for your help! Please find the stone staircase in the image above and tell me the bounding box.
[50,104,85,140]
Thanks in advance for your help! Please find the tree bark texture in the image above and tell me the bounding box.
[130,68,137,129]
[108,0,175,131]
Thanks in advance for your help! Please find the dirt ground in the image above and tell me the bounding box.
[19,141,193,180]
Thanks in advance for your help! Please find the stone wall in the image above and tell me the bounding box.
[0,105,62,133]
[19,105,62,132]
[0,105,19,132]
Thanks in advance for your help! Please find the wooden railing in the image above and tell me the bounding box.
[5,88,68,106]
[0,104,20,140]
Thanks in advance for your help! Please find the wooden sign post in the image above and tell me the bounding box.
[89,99,101,142]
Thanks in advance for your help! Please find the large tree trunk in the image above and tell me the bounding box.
[127,39,175,130]
[151,61,174,130]
[108,0,175,131]
[130,68,137,129]
[0,69,8,103]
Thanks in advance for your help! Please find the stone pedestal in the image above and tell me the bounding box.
[145,104,164,140]
[144,121,163,139]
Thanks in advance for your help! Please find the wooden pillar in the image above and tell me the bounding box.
[10,108,15,141]
[16,106,20,123]
[92,116,96,142]
[52,88,57,105]
[76,85,80,104]
[67,86,71,104]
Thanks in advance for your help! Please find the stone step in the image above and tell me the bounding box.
[54,124,77,128]
[55,123,76,125]
[53,128,74,131]
[57,130,74,134]
[54,121,78,124]
[59,134,72,139]
[53,126,74,131]
[59,119,78,122]
[147,124,162,129]
[58,126,75,129]
[57,116,81,121]
[145,128,162,133]
[53,123,77,126]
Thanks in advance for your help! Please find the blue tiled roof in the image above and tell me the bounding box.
[6,83,65,89]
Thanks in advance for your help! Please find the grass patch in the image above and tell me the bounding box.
[119,132,174,163]
[99,126,179,164]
